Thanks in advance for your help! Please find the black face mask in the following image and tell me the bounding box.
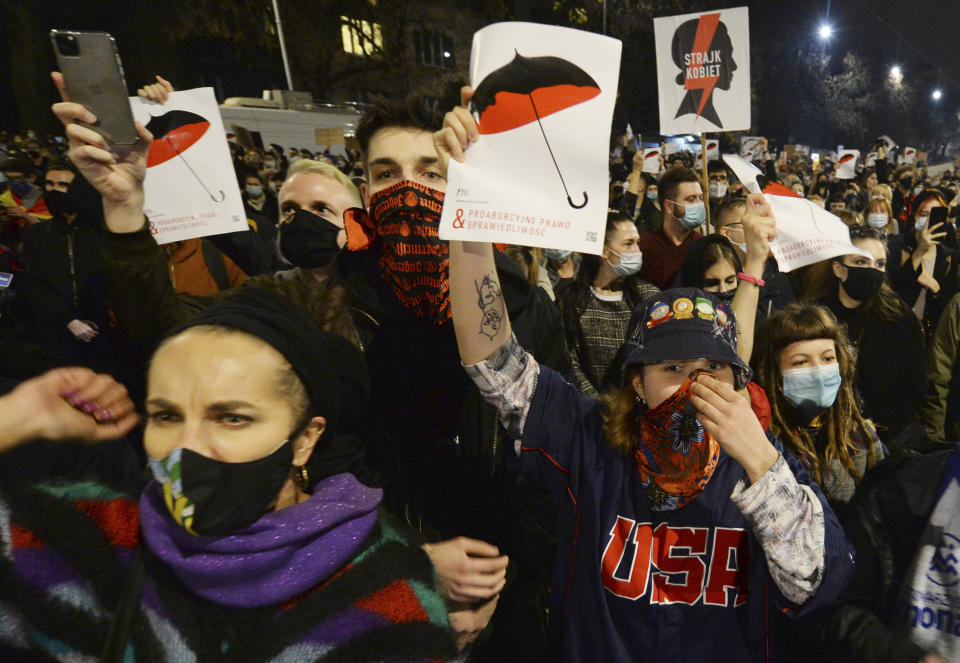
[148,439,295,537]
[278,208,342,269]
[715,289,736,305]
[43,190,75,219]
[840,265,884,302]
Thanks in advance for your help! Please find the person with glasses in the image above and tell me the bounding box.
[817,225,929,454]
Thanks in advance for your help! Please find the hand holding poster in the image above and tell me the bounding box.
[836,150,859,179]
[438,23,622,254]
[722,154,871,272]
[642,148,662,174]
[654,6,750,134]
[129,88,246,245]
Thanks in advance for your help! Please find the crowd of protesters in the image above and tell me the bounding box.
[0,61,957,663]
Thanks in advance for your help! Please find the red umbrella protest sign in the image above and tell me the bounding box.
[472,51,601,208]
[145,110,224,201]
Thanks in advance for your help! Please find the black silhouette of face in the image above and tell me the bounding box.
[670,19,737,91]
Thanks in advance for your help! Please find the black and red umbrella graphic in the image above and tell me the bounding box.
[471,51,601,209]
[145,110,225,202]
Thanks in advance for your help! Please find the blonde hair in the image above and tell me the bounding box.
[870,183,893,202]
[603,366,643,456]
[286,159,362,207]
[866,197,896,234]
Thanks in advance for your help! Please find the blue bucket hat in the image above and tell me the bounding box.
[619,287,752,390]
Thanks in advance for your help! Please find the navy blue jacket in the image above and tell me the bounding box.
[519,367,855,662]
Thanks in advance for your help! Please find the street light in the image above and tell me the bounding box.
[818,24,833,40]
[933,89,943,101]
[890,65,901,77]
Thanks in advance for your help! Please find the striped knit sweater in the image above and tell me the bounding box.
[0,448,457,662]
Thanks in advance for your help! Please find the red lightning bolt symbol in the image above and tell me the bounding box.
[684,13,721,119]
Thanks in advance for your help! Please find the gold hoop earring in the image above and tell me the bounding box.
[294,465,311,492]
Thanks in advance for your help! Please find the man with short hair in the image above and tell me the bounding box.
[332,95,570,661]
[637,167,705,289]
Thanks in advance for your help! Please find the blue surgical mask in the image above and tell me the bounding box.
[646,190,658,200]
[782,363,841,421]
[867,214,889,229]
[915,215,928,233]
[543,248,573,262]
[670,200,706,229]
[607,249,643,277]
[245,185,264,198]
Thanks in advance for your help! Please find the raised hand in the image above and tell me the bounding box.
[434,86,479,176]
[690,374,779,484]
[137,75,174,105]
[50,71,152,232]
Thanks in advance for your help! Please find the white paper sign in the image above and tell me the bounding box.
[901,147,917,164]
[642,148,662,174]
[836,150,860,180]
[439,23,621,254]
[722,154,871,272]
[878,135,896,152]
[740,136,763,160]
[865,151,878,168]
[130,88,247,245]
[705,139,720,160]
[654,7,751,134]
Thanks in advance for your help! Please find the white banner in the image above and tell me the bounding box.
[739,136,764,160]
[836,150,860,180]
[722,154,871,272]
[654,6,751,134]
[439,22,621,254]
[642,148,662,174]
[130,88,247,245]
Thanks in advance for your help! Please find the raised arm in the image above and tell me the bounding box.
[435,87,513,364]
[730,193,777,364]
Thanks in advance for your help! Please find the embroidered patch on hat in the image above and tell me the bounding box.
[673,297,694,319]
[694,297,715,321]
[646,301,673,328]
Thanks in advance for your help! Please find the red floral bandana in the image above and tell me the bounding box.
[636,370,720,510]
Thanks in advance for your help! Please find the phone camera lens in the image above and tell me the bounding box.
[56,33,80,57]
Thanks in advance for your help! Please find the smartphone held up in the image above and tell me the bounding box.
[50,30,139,145]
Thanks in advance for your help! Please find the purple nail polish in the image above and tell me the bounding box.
[81,402,97,414]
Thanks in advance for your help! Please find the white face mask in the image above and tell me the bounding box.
[606,249,643,277]
[867,214,889,230]
[709,181,728,198]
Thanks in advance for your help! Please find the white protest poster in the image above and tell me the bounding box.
[642,147,662,174]
[836,150,859,179]
[901,147,917,165]
[722,154,871,272]
[129,88,247,245]
[865,151,878,168]
[740,136,763,159]
[654,6,750,134]
[878,135,896,152]
[438,22,621,254]
[705,139,720,160]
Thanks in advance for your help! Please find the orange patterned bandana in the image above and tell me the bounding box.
[636,370,720,510]
[343,180,449,325]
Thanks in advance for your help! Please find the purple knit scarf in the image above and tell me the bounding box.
[139,472,381,608]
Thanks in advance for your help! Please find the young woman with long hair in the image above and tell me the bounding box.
[559,212,659,397]
[753,303,883,503]
[817,224,928,453]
